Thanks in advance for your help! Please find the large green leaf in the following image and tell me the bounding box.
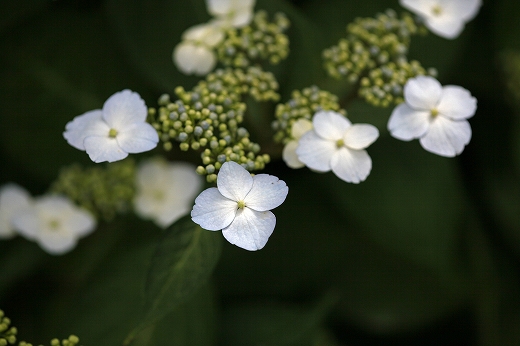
[126,215,222,343]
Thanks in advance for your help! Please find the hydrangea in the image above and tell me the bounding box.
[173,22,225,76]
[134,157,203,228]
[282,118,313,169]
[191,161,288,251]
[206,0,256,28]
[0,183,32,239]
[400,0,482,39]
[12,195,96,255]
[63,89,159,163]
[296,111,379,183]
[387,76,477,157]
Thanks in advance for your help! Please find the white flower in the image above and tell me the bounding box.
[173,22,225,76]
[387,76,477,157]
[400,0,482,39]
[63,89,159,163]
[12,195,96,255]
[134,157,203,228]
[282,118,313,169]
[296,111,379,183]
[191,161,288,251]
[0,183,32,239]
[206,0,256,28]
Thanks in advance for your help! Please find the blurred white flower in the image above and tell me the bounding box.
[400,0,482,39]
[387,76,477,157]
[12,195,96,255]
[0,183,32,239]
[296,111,379,183]
[191,161,288,251]
[282,118,313,169]
[173,22,225,76]
[134,158,203,228]
[206,0,256,28]
[63,89,159,163]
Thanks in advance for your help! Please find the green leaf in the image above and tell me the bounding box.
[126,215,222,343]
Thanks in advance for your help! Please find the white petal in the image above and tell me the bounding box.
[282,140,305,169]
[191,187,238,231]
[330,147,372,184]
[443,0,482,21]
[244,174,288,212]
[116,123,159,154]
[0,183,32,239]
[400,0,438,18]
[296,131,336,172]
[424,16,465,39]
[102,90,147,128]
[291,118,313,139]
[63,110,105,150]
[388,103,431,141]
[222,208,275,251]
[404,76,442,110]
[206,0,255,17]
[419,116,472,157]
[182,22,225,46]
[83,136,128,163]
[344,124,379,150]
[312,110,351,140]
[36,233,78,255]
[217,161,253,201]
[173,42,217,76]
[437,86,477,120]
[11,206,39,240]
[227,7,254,27]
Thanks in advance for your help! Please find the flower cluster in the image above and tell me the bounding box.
[51,159,136,221]
[0,310,16,345]
[173,0,256,75]
[216,10,290,68]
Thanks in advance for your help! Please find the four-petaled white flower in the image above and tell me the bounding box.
[63,89,159,163]
[296,111,379,183]
[282,118,313,169]
[173,22,225,76]
[191,161,288,251]
[0,183,32,239]
[206,0,256,28]
[400,0,482,39]
[12,195,96,255]
[387,76,477,157]
[134,157,203,228]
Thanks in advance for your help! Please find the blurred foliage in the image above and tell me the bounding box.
[0,0,519,345]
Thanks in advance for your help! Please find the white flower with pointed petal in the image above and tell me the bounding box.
[206,0,256,27]
[388,76,477,157]
[0,183,32,239]
[282,118,313,169]
[12,195,96,255]
[296,111,379,183]
[400,0,482,39]
[191,161,288,251]
[134,158,203,228]
[63,89,159,163]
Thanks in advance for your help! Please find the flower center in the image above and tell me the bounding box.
[430,108,440,117]
[237,200,246,209]
[108,128,118,138]
[47,219,61,231]
[431,4,443,16]
[336,139,345,148]
[153,190,165,201]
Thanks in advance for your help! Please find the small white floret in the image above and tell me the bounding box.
[191,161,288,251]
[206,0,256,27]
[0,183,32,239]
[63,89,159,163]
[282,118,313,169]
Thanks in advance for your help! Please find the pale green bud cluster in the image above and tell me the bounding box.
[217,11,290,68]
[150,67,276,182]
[323,9,426,82]
[272,86,345,144]
[50,160,136,221]
[18,335,79,346]
[0,310,17,345]
[359,60,437,107]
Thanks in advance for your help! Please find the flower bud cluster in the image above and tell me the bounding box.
[272,86,345,144]
[18,335,79,346]
[359,60,437,107]
[150,67,276,181]
[216,10,290,68]
[0,310,16,345]
[323,10,426,82]
[50,160,136,221]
